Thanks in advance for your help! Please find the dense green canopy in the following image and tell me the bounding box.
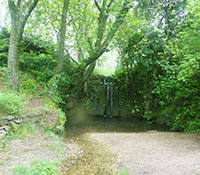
[0,0,199,132]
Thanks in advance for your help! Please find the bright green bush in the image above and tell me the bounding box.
[19,72,40,95]
[0,92,25,115]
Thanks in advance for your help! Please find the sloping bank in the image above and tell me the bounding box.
[0,70,67,174]
[0,95,67,175]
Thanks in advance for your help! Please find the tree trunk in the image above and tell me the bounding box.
[8,21,20,90]
[55,0,70,75]
[7,0,39,90]
[82,61,96,86]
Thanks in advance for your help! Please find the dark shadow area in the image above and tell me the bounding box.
[65,115,170,137]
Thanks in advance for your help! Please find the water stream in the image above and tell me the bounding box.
[63,116,169,174]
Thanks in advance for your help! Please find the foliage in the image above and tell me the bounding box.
[19,73,40,95]
[0,28,9,67]
[0,123,37,150]
[12,160,60,175]
[44,98,66,133]
[54,109,66,133]
[0,66,9,82]
[0,0,199,133]
[112,0,200,132]
[7,122,37,140]
[0,92,25,115]
[0,28,57,85]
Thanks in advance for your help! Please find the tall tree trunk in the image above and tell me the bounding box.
[8,20,20,90]
[7,0,39,90]
[55,0,70,75]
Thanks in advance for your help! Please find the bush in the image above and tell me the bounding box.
[0,67,9,81]
[0,92,25,115]
[19,72,40,95]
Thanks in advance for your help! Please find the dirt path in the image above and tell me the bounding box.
[0,133,64,175]
[88,131,200,175]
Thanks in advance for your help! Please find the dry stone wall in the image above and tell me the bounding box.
[0,112,44,139]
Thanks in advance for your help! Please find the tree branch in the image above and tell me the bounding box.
[102,0,106,10]
[85,0,132,67]
[87,37,94,53]
[107,0,114,8]
[16,0,22,7]
[81,0,131,85]
[20,0,39,29]
[94,0,101,12]
[65,49,80,65]
[81,61,96,85]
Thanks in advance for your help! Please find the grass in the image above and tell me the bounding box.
[0,91,25,115]
[42,131,65,158]
[7,122,37,139]
[12,160,61,175]
[0,122,38,151]
[0,67,66,175]
[118,167,130,175]
[0,108,8,117]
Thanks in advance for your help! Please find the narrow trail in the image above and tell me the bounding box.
[62,117,200,175]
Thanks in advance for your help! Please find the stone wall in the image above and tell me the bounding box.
[0,112,44,139]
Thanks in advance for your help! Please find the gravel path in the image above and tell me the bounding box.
[88,131,200,175]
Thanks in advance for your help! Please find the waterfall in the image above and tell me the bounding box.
[107,82,110,101]
[103,78,107,90]
[103,77,113,118]
[110,84,113,117]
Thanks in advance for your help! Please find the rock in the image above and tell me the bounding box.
[14,119,22,124]
[0,125,10,131]
[0,120,9,126]
[7,116,15,121]
[0,130,6,139]
[70,139,75,143]
[20,115,26,119]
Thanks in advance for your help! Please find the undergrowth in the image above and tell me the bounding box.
[0,122,38,151]
[0,92,25,115]
[12,160,61,175]
[7,122,37,139]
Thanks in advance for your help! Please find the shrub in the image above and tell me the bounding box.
[0,67,9,81]
[19,73,40,95]
[0,92,25,115]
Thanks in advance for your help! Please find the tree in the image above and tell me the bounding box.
[55,0,70,75]
[7,0,39,90]
[80,0,132,85]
